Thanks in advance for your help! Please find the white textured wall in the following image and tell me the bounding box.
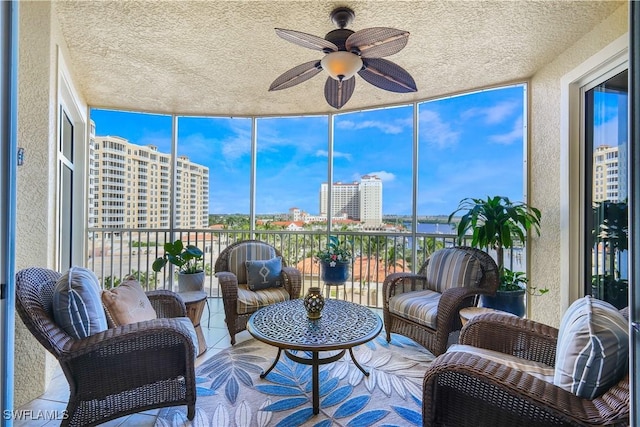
[528,4,628,327]
[14,1,81,408]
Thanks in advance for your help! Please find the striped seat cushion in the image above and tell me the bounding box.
[426,249,483,293]
[237,284,291,315]
[389,289,441,329]
[553,296,628,399]
[228,242,277,285]
[447,344,555,383]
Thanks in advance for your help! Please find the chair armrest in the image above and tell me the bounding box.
[423,351,629,426]
[281,266,302,299]
[460,313,559,366]
[216,271,239,297]
[62,317,197,361]
[436,286,485,328]
[383,273,430,303]
[147,290,187,318]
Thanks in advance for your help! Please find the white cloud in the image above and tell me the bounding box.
[315,149,352,160]
[337,119,406,134]
[462,100,519,124]
[593,116,621,146]
[490,116,523,145]
[419,109,460,149]
[365,170,396,182]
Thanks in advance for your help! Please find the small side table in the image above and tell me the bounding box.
[459,306,514,326]
[179,290,208,356]
[324,282,346,299]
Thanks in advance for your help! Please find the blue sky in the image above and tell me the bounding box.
[91,85,527,216]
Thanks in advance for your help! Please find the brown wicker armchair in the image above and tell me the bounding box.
[383,246,499,356]
[215,240,302,345]
[423,309,630,426]
[15,267,197,427]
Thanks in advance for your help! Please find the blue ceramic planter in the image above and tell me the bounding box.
[320,261,350,284]
[480,289,526,317]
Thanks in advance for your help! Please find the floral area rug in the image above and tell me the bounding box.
[155,333,434,427]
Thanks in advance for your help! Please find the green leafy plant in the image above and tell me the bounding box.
[152,240,204,274]
[501,267,548,295]
[316,235,353,265]
[448,195,543,292]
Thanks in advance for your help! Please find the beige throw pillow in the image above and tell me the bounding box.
[101,279,157,327]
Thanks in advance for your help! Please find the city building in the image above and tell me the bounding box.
[319,175,382,225]
[592,144,626,203]
[92,135,209,229]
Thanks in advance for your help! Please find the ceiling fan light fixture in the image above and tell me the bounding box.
[320,51,363,81]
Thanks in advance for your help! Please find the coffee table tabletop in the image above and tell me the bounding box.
[247,298,382,415]
[248,298,382,350]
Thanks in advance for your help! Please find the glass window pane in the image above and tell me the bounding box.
[90,109,172,230]
[586,69,628,308]
[418,85,525,218]
[333,105,414,226]
[178,117,251,227]
[255,116,328,224]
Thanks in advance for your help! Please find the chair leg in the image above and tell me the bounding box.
[205,297,212,328]
[187,403,195,420]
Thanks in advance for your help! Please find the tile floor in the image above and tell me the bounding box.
[14,298,249,427]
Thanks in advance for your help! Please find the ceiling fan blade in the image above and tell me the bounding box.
[346,27,409,58]
[275,28,338,52]
[324,76,356,109]
[269,60,322,91]
[359,58,417,93]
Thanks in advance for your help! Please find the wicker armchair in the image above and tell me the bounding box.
[383,246,499,356]
[423,309,630,426]
[15,267,197,427]
[215,240,302,344]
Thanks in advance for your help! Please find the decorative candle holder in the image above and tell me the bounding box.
[303,287,325,319]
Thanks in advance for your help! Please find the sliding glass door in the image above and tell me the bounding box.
[584,68,629,309]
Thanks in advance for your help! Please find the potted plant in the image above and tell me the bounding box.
[152,239,205,292]
[448,195,544,316]
[316,235,353,284]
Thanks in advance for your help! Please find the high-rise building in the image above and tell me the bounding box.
[319,175,382,225]
[593,145,620,202]
[359,175,383,225]
[92,135,209,229]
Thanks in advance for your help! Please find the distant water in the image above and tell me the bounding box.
[405,222,456,234]
[406,222,525,270]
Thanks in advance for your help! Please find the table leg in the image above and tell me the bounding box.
[312,351,319,415]
[349,348,370,376]
[261,348,282,379]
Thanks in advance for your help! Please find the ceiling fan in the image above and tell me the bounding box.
[269,7,417,110]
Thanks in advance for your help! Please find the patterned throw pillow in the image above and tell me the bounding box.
[52,266,109,339]
[228,242,276,284]
[553,296,628,399]
[101,279,158,327]
[245,256,282,291]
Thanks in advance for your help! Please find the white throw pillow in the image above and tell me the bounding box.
[52,266,108,339]
[553,296,628,399]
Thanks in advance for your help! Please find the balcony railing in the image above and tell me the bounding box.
[87,228,524,308]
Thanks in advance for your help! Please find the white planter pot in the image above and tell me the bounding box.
[178,271,205,292]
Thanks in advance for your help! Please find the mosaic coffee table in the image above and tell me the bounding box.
[247,298,382,415]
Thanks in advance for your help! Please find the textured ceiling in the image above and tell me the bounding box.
[52,0,623,116]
